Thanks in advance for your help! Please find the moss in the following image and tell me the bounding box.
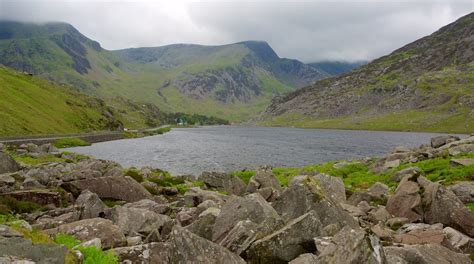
[53,138,91,148]
[467,202,474,212]
[124,168,143,183]
[304,177,325,201]
[0,196,45,214]
[12,154,67,166]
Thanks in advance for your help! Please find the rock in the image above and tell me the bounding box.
[291,174,346,204]
[186,207,220,240]
[341,203,366,217]
[75,190,108,219]
[112,242,171,264]
[1,190,62,207]
[183,187,225,207]
[200,171,246,195]
[159,186,178,196]
[288,253,319,264]
[448,182,474,203]
[371,224,395,241]
[247,210,326,263]
[368,182,389,200]
[431,135,460,148]
[126,236,142,246]
[386,175,422,222]
[110,206,171,237]
[368,206,392,223]
[123,199,169,215]
[384,244,470,264]
[397,223,443,233]
[74,238,102,249]
[212,193,280,242]
[386,217,410,230]
[0,224,23,237]
[61,175,152,202]
[448,144,474,156]
[218,220,259,255]
[273,176,358,231]
[443,227,474,253]
[393,146,411,153]
[168,226,245,264]
[391,167,421,182]
[246,166,282,201]
[196,199,218,214]
[0,236,67,264]
[394,228,446,245]
[22,176,45,189]
[419,179,474,237]
[45,218,126,249]
[0,174,16,193]
[0,255,36,263]
[313,226,386,264]
[39,143,59,154]
[176,210,195,227]
[450,158,474,166]
[357,201,373,213]
[0,152,20,174]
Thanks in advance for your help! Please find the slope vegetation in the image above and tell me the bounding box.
[258,13,474,133]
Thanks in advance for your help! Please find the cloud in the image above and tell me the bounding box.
[0,0,472,62]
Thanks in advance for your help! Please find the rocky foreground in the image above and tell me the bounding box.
[0,135,473,263]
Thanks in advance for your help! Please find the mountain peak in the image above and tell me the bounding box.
[238,40,279,61]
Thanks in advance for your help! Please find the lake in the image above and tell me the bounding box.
[65,126,451,176]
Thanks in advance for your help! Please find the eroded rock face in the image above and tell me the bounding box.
[290,174,346,204]
[186,207,220,240]
[61,175,152,202]
[110,206,171,237]
[247,211,325,264]
[246,166,282,201]
[75,190,108,219]
[443,227,474,254]
[386,175,422,222]
[273,177,357,231]
[448,182,474,203]
[314,226,386,264]
[0,152,20,174]
[384,244,471,264]
[45,218,126,249]
[212,193,280,243]
[168,226,245,264]
[200,171,246,195]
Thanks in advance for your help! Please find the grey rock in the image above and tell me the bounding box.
[21,176,44,189]
[384,244,470,264]
[0,236,66,264]
[186,207,220,240]
[386,175,422,222]
[45,218,126,249]
[448,144,474,156]
[391,167,421,182]
[123,199,169,215]
[0,225,23,237]
[110,206,171,237]
[0,152,20,174]
[368,206,393,223]
[183,187,225,207]
[218,220,260,255]
[448,182,474,203]
[290,174,346,204]
[288,253,319,264]
[431,135,460,148]
[212,193,280,242]
[451,158,474,166]
[112,242,171,264]
[368,182,389,200]
[200,171,246,195]
[168,226,245,264]
[247,210,326,264]
[75,190,108,219]
[443,227,474,254]
[246,166,282,201]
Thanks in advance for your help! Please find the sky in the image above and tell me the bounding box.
[0,0,472,62]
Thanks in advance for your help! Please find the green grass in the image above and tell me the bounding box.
[231,170,256,184]
[54,234,81,249]
[0,196,45,214]
[12,153,67,166]
[467,203,474,212]
[53,138,91,148]
[54,234,119,264]
[124,168,143,183]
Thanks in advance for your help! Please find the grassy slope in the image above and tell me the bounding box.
[0,66,117,136]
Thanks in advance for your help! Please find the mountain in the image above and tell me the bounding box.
[0,65,123,136]
[0,22,328,121]
[258,13,474,133]
[308,61,367,76]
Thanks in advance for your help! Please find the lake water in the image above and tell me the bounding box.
[65,126,451,176]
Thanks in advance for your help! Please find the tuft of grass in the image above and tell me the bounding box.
[54,234,81,249]
[12,154,66,166]
[231,170,256,184]
[53,138,91,148]
[78,246,119,264]
[124,168,143,183]
[467,203,474,212]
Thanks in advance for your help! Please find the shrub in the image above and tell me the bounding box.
[53,138,91,148]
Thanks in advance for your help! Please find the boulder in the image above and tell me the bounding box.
[1,190,62,207]
[176,208,197,227]
[0,174,16,193]
[431,135,460,148]
[290,174,346,204]
[110,206,171,237]
[247,210,326,263]
[450,158,474,166]
[0,236,67,264]
[419,178,474,237]
[448,182,474,203]
[368,206,392,223]
[448,144,474,156]
[443,227,474,253]
[183,187,225,207]
[313,226,386,264]
[371,224,395,241]
[0,224,23,238]
[386,175,422,222]
[200,171,246,195]
[391,167,421,182]
[212,193,280,242]
[367,182,389,200]
[218,220,259,255]
[273,176,358,231]
[75,190,108,219]
[393,228,446,245]
[168,226,245,264]
[246,166,282,201]
[45,218,126,249]
[186,207,220,240]
[384,244,470,264]
[123,199,169,215]
[112,242,171,264]
[288,253,319,264]
[61,175,152,202]
[0,152,20,174]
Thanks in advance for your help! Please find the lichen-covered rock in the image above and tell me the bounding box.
[246,166,282,201]
[183,187,225,207]
[1,190,62,207]
[391,167,421,182]
[247,210,325,264]
[288,253,319,264]
[168,226,245,264]
[200,171,246,195]
[384,244,470,264]
[110,206,171,237]
[0,152,20,174]
[448,182,474,203]
[112,242,171,264]
[431,135,460,148]
[61,175,152,202]
[0,236,67,264]
[75,190,108,219]
[45,218,126,249]
[443,227,474,254]
[186,207,220,240]
[313,226,386,264]
[123,198,169,215]
[273,176,357,231]
[212,193,280,242]
[290,174,346,204]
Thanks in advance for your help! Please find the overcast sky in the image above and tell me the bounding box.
[0,0,472,62]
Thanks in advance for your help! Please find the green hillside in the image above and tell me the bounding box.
[0,22,328,122]
[0,66,123,136]
[258,13,474,133]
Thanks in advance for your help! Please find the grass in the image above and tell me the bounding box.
[0,196,45,214]
[467,203,474,212]
[124,168,144,183]
[12,153,67,166]
[54,234,119,264]
[53,138,91,148]
[232,170,256,184]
